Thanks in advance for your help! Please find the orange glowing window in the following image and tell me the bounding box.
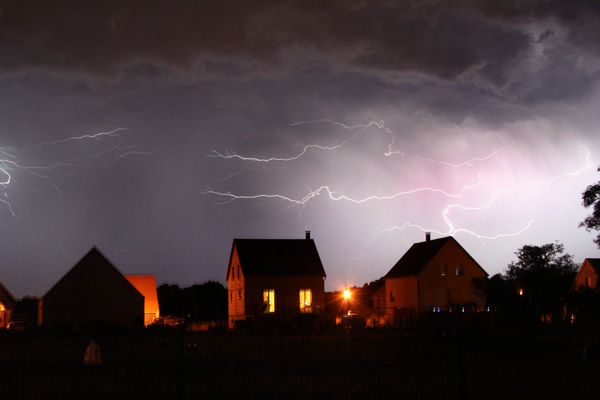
[299,289,313,313]
[263,289,275,313]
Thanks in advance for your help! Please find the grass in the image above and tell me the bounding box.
[0,327,598,399]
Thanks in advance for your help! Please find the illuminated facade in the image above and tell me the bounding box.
[384,235,488,324]
[125,274,160,326]
[226,232,326,329]
[574,258,600,290]
[0,281,15,329]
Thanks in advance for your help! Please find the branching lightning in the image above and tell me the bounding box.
[0,128,151,217]
[206,117,594,264]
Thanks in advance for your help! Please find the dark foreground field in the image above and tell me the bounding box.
[0,327,598,400]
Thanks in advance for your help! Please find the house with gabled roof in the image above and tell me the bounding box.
[384,233,487,324]
[226,231,326,329]
[0,280,15,328]
[574,258,600,290]
[39,247,144,327]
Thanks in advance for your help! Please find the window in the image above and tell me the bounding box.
[455,264,464,276]
[263,289,275,313]
[441,263,448,277]
[390,290,395,303]
[237,290,242,300]
[586,276,592,288]
[299,289,313,313]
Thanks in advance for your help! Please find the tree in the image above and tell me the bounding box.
[580,166,600,247]
[505,242,577,318]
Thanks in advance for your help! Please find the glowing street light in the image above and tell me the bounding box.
[343,288,352,301]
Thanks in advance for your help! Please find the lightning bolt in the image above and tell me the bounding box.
[385,136,506,168]
[206,117,593,268]
[209,119,390,164]
[0,128,151,217]
[358,146,593,257]
[205,171,481,205]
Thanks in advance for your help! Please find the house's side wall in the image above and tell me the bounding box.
[385,277,419,324]
[227,246,246,329]
[244,275,325,321]
[574,261,598,290]
[418,241,487,312]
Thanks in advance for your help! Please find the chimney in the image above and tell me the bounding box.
[305,230,311,240]
[425,232,431,242]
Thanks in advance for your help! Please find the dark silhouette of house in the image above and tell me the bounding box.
[574,258,600,290]
[0,281,15,328]
[227,232,326,329]
[384,233,487,325]
[38,247,144,327]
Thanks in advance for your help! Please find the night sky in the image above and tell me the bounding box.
[2,1,600,297]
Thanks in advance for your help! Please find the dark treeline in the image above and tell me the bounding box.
[157,281,227,321]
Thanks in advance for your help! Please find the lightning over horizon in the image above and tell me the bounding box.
[0,129,152,217]
[206,118,596,270]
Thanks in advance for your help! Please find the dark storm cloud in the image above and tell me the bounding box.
[1,0,597,87]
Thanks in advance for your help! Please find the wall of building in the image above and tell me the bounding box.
[418,240,486,312]
[575,261,598,290]
[227,247,246,329]
[385,277,419,322]
[236,275,325,327]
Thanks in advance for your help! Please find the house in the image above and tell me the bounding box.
[226,231,326,329]
[0,281,15,328]
[125,274,160,326]
[38,247,144,327]
[384,233,487,325]
[574,258,600,290]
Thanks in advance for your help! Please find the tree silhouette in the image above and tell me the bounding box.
[506,242,577,318]
[580,166,600,247]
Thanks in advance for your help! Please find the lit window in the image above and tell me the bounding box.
[456,264,464,276]
[237,290,242,300]
[263,289,275,313]
[299,289,313,313]
[586,276,592,288]
[441,264,448,277]
[390,290,395,303]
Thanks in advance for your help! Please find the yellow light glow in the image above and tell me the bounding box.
[518,288,524,296]
[0,303,5,312]
[343,289,351,301]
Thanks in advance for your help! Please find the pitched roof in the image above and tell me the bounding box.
[385,236,487,278]
[230,239,326,278]
[43,246,142,300]
[584,258,600,275]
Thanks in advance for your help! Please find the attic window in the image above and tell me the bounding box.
[586,276,592,288]
[263,289,275,313]
[456,264,464,276]
[390,290,395,303]
[299,289,313,313]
